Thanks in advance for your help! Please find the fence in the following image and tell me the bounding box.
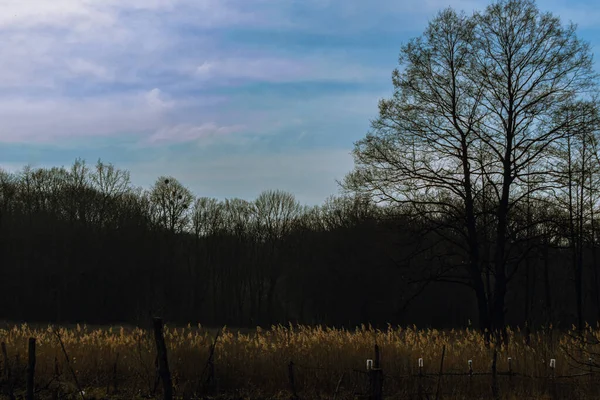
[286,343,599,400]
[1,319,598,400]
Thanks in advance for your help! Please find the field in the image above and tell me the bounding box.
[1,322,599,399]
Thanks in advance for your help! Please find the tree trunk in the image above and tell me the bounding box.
[492,156,512,345]
[266,276,279,326]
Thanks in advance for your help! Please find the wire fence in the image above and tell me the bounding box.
[3,321,600,400]
[286,343,600,400]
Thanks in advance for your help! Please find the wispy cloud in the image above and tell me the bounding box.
[146,123,245,145]
[0,89,182,143]
[193,56,388,85]
[66,58,113,81]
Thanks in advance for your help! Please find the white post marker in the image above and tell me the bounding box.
[418,358,423,367]
[550,359,556,368]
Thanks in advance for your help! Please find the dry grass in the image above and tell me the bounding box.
[1,322,599,399]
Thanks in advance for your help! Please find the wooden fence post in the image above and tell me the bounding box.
[369,344,383,400]
[27,338,36,400]
[468,359,473,397]
[112,352,119,394]
[53,356,60,400]
[589,357,593,389]
[491,349,499,400]
[549,359,556,399]
[288,361,298,400]
[418,358,423,399]
[153,317,173,400]
[507,357,514,395]
[434,345,445,400]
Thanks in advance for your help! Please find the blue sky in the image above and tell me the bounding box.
[2,0,599,205]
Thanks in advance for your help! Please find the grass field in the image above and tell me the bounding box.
[0,322,599,399]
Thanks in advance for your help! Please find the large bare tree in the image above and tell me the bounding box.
[343,0,597,339]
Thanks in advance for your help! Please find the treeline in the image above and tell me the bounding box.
[0,157,596,331]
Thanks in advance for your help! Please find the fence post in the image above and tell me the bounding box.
[434,345,445,400]
[288,361,298,400]
[418,358,423,399]
[112,352,119,394]
[507,357,514,394]
[468,359,473,397]
[491,349,499,400]
[368,344,383,400]
[153,317,173,400]
[549,358,556,399]
[53,356,60,400]
[26,338,36,400]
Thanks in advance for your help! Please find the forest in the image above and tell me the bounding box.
[0,152,595,336]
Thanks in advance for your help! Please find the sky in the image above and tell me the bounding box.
[1,0,600,205]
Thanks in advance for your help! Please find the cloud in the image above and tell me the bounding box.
[193,56,388,85]
[146,123,244,145]
[0,89,225,144]
[0,0,269,34]
[0,0,115,31]
[145,88,174,111]
[66,58,113,81]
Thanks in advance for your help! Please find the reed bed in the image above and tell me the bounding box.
[1,322,599,399]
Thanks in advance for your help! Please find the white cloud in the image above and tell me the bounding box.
[0,0,115,31]
[145,88,174,111]
[0,89,217,144]
[66,58,113,80]
[195,57,309,82]
[0,0,266,33]
[146,123,244,145]
[0,96,158,143]
[0,86,245,146]
[193,55,388,84]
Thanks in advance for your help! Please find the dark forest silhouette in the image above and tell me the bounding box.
[0,157,595,332]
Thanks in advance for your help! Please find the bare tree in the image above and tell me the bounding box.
[192,197,225,237]
[89,159,132,228]
[254,190,302,324]
[343,0,597,339]
[552,102,600,332]
[149,176,193,234]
